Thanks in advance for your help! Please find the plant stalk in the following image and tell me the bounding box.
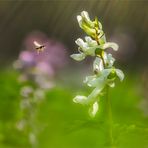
[106,86,113,147]
[94,25,114,147]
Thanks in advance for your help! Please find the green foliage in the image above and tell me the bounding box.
[0,69,148,148]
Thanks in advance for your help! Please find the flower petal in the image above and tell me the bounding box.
[85,36,98,46]
[74,81,105,105]
[86,84,105,104]
[70,53,86,61]
[99,42,119,51]
[81,11,95,28]
[84,68,112,88]
[93,57,104,73]
[104,53,115,67]
[75,38,87,49]
[81,11,90,22]
[84,75,97,87]
[77,15,82,27]
[101,69,112,78]
[107,81,115,88]
[73,95,88,105]
[89,101,99,117]
[99,34,106,45]
[98,22,102,30]
[116,69,124,81]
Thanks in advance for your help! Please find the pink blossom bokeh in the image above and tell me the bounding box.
[14,31,68,89]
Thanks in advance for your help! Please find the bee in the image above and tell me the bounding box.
[33,41,45,54]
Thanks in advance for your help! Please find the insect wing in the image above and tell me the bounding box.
[33,41,41,47]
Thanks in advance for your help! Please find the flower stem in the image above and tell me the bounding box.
[106,86,114,147]
[94,28,106,68]
[100,53,106,68]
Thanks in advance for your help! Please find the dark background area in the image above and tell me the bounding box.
[0,0,147,67]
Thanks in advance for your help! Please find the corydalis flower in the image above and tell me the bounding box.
[77,11,102,38]
[15,32,68,147]
[71,11,124,117]
[14,31,67,89]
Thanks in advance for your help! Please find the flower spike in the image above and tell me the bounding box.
[71,11,124,117]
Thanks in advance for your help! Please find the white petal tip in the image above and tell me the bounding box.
[73,95,87,104]
[89,102,99,117]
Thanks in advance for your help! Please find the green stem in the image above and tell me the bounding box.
[106,86,113,147]
[94,28,106,68]
[100,54,106,68]
[94,26,113,146]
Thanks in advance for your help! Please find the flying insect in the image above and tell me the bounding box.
[34,41,45,54]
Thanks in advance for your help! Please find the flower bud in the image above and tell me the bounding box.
[107,69,116,80]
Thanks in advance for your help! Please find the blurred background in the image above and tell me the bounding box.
[0,0,148,68]
[0,0,148,148]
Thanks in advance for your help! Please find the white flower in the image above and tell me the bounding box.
[20,86,33,98]
[71,39,118,63]
[71,37,98,61]
[75,37,97,56]
[98,42,119,51]
[84,36,98,47]
[115,69,124,81]
[16,120,26,131]
[75,38,87,50]
[77,11,95,29]
[84,74,105,88]
[77,11,97,37]
[73,95,88,105]
[73,83,105,105]
[86,86,105,104]
[29,132,37,146]
[84,69,111,88]
[71,11,124,117]
[93,57,104,73]
[89,101,99,117]
[81,11,91,23]
[84,68,124,88]
[107,81,115,88]
[20,99,30,109]
[70,53,86,61]
[104,53,115,68]
[33,89,45,102]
